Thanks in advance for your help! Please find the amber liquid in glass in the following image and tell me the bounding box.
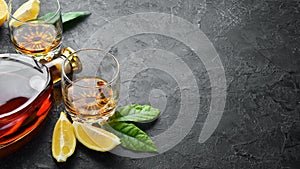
[62,77,116,123]
[0,61,53,145]
[10,24,62,61]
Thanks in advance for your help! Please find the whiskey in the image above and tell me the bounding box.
[62,77,116,124]
[10,24,62,62]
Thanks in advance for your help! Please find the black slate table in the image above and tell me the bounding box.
[1,0,300,168]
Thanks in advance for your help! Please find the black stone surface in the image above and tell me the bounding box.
[1,0,300,168]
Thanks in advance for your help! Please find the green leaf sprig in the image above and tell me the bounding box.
[111,104,160,123]
[104,104,160,153]
[61,11,91,23]
[37,11,91,24]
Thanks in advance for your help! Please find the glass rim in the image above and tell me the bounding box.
[8,0,61,25]
[62,48,120,88]
[0,53,50,118]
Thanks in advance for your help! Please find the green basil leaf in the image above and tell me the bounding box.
[103,122,158,152]
[37,11,91,24]
[111,104,160,123]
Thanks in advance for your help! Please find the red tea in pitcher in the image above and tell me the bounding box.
[0,54,53,146]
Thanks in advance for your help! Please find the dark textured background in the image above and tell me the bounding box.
[1,0,300,168]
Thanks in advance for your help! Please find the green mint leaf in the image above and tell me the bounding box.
[37,11,56,21]
[103,122,158,153]
[112,104,160,123]
[37,11,91,24]
[61,11,91,23]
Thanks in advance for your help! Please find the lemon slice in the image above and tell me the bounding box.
[0,0,8,27]
[52,112,76,162]
[73,121,121,152]
[10,0,40,27]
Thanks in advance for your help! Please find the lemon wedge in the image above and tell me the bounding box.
[0,0,8,27]
[52,112,76,162]
[73,121,121,152]
[10,0,40,27]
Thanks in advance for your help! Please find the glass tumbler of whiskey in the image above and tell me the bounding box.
[61,49,120,125]
[8,0,62,62]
